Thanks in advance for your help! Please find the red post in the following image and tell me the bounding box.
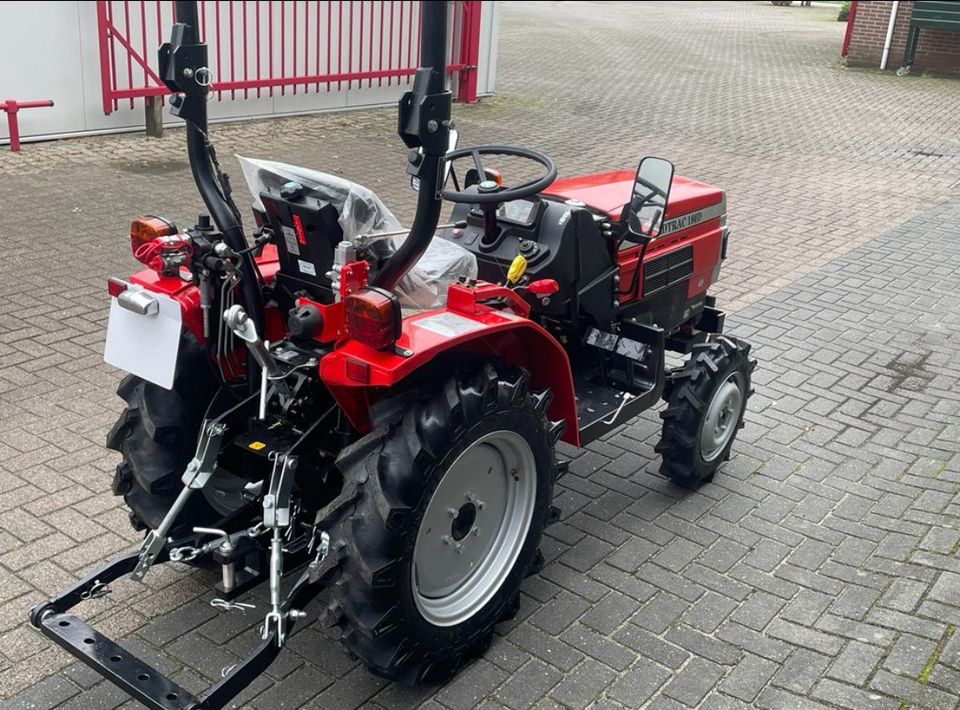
[2,100,54,152]
[95,1,114,115]
[457,1,483,103]
[841,0,858,58]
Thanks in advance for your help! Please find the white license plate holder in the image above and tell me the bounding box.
[103,285,182,390]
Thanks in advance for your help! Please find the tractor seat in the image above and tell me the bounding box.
[239,155,477,310]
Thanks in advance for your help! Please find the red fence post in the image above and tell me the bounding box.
[4,101,20,152]
[2,100,54,152]
[95,1,115,115]
[457,1,483,103]
[841,0,858,58]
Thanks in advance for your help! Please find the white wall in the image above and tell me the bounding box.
[0,1,499,145]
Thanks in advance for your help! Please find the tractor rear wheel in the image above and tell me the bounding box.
[106,334,238,537]
[326,363,562,684]
[656,335,756,487]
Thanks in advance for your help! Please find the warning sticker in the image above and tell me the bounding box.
[281,225,300,256]
[413,312,486,338]
[248,441,267,451]
[298,259,317,277]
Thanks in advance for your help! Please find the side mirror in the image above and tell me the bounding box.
[625,156,674,240]
[411,129,459,191]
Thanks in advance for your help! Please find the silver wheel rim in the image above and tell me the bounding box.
[412,430,537,627]
[699,371,745,462]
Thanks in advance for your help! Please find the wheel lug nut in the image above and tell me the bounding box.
[447,507,459,519]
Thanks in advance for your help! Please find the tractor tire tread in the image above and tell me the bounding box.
[323,363,556,685]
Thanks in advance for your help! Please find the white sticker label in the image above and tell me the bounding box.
[282,225,300,256]
[298,259,317,276]
[414,312,485,338]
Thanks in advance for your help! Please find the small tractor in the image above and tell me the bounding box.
[29,2,755,707]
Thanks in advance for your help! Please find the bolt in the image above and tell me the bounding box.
[454,543,463,555]
[427,119,439,133]
[447,507,459,519]
[441,535,454,546]
[289,609,306,619]
[472,527,481,536]
[182,68,194,79]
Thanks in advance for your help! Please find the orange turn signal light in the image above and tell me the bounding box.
[344,287,402,351]
[130,215,178,245]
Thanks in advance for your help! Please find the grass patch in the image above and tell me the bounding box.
[917,624,955,684]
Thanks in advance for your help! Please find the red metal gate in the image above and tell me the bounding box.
[95,1,483,115]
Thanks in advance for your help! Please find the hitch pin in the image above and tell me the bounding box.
[80,580,112,600]
[210,598,256,613]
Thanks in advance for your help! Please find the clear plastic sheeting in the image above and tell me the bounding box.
[237,155,476,310]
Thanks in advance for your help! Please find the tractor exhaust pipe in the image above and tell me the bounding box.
[373,1,452,292]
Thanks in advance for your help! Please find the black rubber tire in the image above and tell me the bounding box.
[655,335,756,488]
[324,363,564,684]
[105,334,221,535]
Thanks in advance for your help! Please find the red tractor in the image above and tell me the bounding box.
[30,2,754,707]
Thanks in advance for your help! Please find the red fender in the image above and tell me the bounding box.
[320,300,580,447]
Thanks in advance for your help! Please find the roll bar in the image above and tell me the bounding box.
[160,1,451,318]
[160,1,265,343]
[373,1,453,291]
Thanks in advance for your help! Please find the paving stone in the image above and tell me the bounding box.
[717,653,779,703]
[548,658,616,709]
[827,641,884,686]
[494,660,562,710]
[662,657,725,706]
[606,663,671,707]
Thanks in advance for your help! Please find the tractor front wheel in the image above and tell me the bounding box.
[656,335,756,487]
[326,364,562,684]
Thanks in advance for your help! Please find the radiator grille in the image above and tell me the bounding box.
[643,246,694,297]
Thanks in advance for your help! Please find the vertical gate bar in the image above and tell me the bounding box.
[292,1,298,95]
[338,1,343,91]
[368,0,375,88]
[394,0,402,86]
[348,1,354,90]
[314,0,323,93]
[108,3,119,112]
[95,2,114,115]
[256,1,262,98]
[123,1,134,108]
[414,0,421,72]
[139,0,148,87]
[456,0,481,103]
[229,2,236,99]
[406,0,413,83]
[242,2,248,99]
[155,1,162,46]
[215,1,222,100]
[378,0,384,86]
[305,1,311,94]
[327,1,333,91]
[280,2,286,95]
[268,2,274,97]
[199,0,206,40]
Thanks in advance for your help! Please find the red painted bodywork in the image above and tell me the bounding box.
[544,170,725,304]
[127,244,284,345]
[321,283,579,447]
[544,170,721,222]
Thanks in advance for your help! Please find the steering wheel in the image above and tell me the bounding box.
[442,145,557,204]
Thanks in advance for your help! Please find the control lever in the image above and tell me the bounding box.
[355,220,467,248]
[223,305,291,398]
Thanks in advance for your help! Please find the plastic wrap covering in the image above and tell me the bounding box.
[237,156,476,310]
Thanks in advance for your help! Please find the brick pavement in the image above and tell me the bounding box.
[1,2,959,708]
